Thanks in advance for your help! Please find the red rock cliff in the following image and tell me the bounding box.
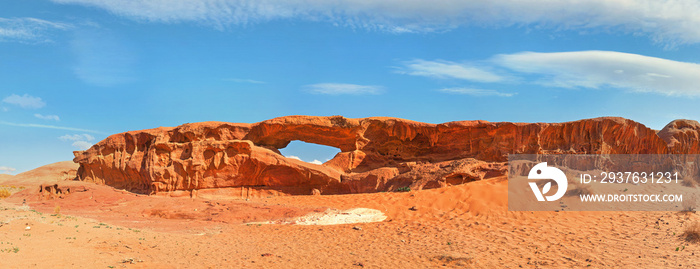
[73,116,689,195]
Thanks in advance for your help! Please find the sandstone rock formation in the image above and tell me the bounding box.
[658,119,700,154]
[73,116,695,195]
[38,183,87,200]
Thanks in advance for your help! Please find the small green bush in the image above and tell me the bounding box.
[396,186,411,192]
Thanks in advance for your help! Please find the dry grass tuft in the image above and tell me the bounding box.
[681,176,697,187]
[0,186,27,199]
[0,189,11,198]
[681,222,700,243]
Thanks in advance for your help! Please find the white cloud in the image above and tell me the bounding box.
[286,155,324,165]
[60,134,96,150]
[51,0,700,44]
[35,113,60,121]
[493,50,700,96]
[0,166,16,174]
[305,83,383,95]
[287,155,302,161]
[0,121,103,133]
[2,94,46,109]
[398,59,504,83]
[1,107,7,112]
[439,88,514,97]
[59,134,95,142]
[0,17,71,43]
[71,141,93,150]
[223,78,266,84]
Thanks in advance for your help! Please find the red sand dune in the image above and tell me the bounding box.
[1,161,698,268]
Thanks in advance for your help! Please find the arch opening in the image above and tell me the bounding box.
[279,140,341,165]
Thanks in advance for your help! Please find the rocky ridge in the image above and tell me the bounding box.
[72,116,699,195]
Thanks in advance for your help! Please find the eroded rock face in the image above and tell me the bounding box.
[658,119,700,154]
[73,116,691,195]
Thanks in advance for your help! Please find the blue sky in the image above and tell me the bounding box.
[2,0,700,174]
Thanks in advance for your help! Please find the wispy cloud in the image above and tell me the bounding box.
[2,94,46,109]
[51,0,700,45]
[223,78,266,84]
[35,113,60,121]
[0,166,16,174]
[402,51,700,97]
[0,17,71,43]
[493,50,700,96]
[439,88,514,97]
[305,83,384,95]
[397,59,504,83]
[0,121,103,134]
[59,134,95,142]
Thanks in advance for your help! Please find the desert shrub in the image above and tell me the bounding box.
[0,186,25,199]
[0,189,11,199]
[681,176,697,187]
[396,186,411,192]
[681,222,700,243]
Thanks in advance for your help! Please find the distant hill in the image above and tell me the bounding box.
[0,161,78,187]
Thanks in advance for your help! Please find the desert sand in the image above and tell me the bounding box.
[1,161,699,268]
[2,116,700,268]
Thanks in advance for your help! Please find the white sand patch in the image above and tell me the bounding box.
[260,208,387,225]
